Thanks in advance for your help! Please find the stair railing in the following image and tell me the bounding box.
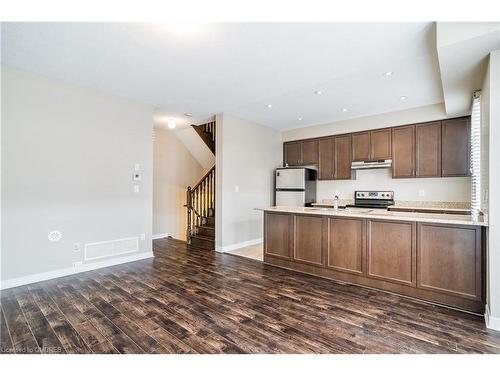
[186,165,215,243]
[202,121,216,143]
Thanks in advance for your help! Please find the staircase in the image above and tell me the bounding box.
[191,121,216,154]
[186,120,216,250]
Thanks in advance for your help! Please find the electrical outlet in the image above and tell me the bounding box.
[73,243,81,252]
[418,189,425,197]
[140,233,146,241]
[72,261,83,268]
[134,185,140,193]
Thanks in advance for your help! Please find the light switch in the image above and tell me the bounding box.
[134,163,140,171]
[418,189,425,197]
[234,185,239,193]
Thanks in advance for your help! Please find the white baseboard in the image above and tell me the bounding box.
[152,233,169,240]
[485,305,500,331]
[0,251,154,290]
[216,238,263,253]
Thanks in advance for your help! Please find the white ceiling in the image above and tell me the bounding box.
[1,22,444,130]
[437,22,500,117]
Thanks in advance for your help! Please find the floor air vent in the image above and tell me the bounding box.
[84,237,139,261]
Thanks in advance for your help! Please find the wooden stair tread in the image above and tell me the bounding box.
[190,234,215,242]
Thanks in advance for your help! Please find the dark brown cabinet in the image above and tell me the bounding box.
[352,129,391,161]
[318,137,334,180]
[334,134,352,180]
[371,128,392,160]
[415,121,441,177]
[327,217,365,275]
[263,211,484,313]
[264,213,291,260]
[352,132,371,161]
[283,116,470,180]
[283,139,318,166]
[417,223,482,301]
[301,139,319,165]
[392,125,415,178]
[293,215,324,266]
[284,142,302,166]
[442,117,470,177]
[367,220,416,286]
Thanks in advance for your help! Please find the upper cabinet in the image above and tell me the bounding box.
[318,137,334,180]
[334,134,352,180]
[284,141,302,166]
[283,116,470,180]
[415,121,441,178]
[352,132,371,161]
[392,125,415,178]
[371,129,392,160]
[283,139,318,166]
[352,129,391,161]
[301,139,319,165]
[442,117,470,177]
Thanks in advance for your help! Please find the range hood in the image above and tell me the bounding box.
[351,159,392,170]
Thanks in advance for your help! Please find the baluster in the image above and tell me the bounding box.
[202,179,206,218]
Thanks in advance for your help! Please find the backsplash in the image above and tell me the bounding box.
[317,168,471,203]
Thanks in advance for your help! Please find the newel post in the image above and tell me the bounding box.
[186,186,192,243]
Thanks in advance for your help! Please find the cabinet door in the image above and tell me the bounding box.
[301,139,319,165]
[352,132,370,161]
[415,121,441,177]
[318,137,334,180]
[392,125,415,178]
[367,220,416,286]
[283,142,302,166]
[370,128,392,160]
[334,134,352,180]
[442,117,470,177]
[417,223,482,301]
[264,213,291,260]
[293,215,324,266]
[327,217,365,275]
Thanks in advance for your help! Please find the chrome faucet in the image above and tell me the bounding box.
[333,192,340,211]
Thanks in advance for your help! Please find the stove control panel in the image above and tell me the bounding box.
[355,191,394,200]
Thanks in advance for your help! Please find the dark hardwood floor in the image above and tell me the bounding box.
[2,238,500,354]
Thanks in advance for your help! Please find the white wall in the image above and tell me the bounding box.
[215,113,282,251]
[171,125,215,170]
[318,170,470,203]
[283,103,471,203]
[484,50,500,329]
[153,127,205,240]
[1,67,154,283]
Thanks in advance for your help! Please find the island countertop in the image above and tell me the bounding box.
[257,206,487,227]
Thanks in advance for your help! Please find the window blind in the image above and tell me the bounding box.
[470,90,481,220]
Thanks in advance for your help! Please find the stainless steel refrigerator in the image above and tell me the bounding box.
[275,167,317,207]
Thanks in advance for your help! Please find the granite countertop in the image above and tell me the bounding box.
[258,206,487,227]
[312,199,470,211]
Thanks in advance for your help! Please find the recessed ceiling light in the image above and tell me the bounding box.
[314,90,323,95]
[342,108,348,112]
[184,113,193,117]
[167,120,177,129]
[298,117,303,121]
[384,71,393,77]
[400,96,407,101]
[267,104,273,108]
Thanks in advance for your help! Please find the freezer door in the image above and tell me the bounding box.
[276,191,306,207]
[275,168,305,189]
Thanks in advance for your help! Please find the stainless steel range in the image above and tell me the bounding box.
[347,190,394,209]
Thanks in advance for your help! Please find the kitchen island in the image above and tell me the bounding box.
[259,206,486,313]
